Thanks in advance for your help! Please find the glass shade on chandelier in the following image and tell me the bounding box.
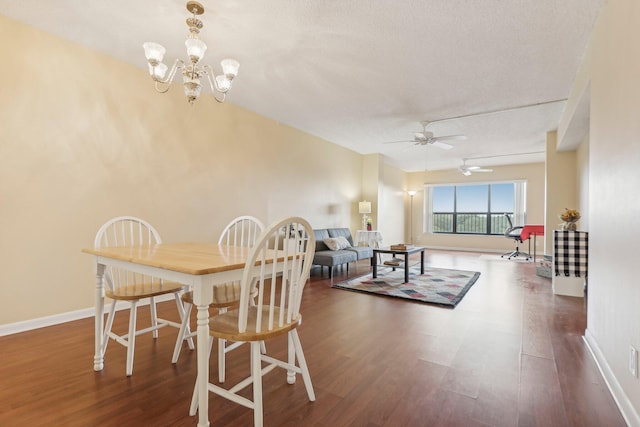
[143,1,239,104]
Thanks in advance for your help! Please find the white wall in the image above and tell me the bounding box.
[578,0,640,423]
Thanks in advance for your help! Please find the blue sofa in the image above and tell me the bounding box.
[312,228,373,278]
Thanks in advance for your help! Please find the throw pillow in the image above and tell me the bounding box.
[323,237,351,251]
[335,236,352,248]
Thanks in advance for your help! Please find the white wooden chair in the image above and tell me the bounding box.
[172,215,265,384]
[95,216,186,376]
[189,216,316,426]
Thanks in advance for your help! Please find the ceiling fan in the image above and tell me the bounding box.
[383,121,466,150]
[459,159,493,176]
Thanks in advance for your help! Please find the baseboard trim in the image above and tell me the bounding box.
[584,329,640,427]
[422,245,504,254]
[0,294,176,337]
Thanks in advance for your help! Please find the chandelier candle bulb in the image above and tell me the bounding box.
[142,1,239,104]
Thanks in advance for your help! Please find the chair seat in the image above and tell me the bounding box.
[106,281,184,300]
[209,307,301,342]
[181,283,242,309]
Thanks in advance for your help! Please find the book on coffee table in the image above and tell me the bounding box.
[389,244,413,251]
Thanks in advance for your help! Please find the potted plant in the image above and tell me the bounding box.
[366,217,373,231]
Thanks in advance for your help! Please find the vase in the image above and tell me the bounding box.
[561,221,577,231]
[367,224,372,231]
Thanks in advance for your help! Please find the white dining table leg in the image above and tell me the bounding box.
[195,285,212,427]
[94,263,106,371]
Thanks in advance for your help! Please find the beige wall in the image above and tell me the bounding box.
[360,154,382,231]
[580,0,640,422]
[544,131,578,252]
[379,162,405,246]
[0,16,364,325]
[576,135,590,231]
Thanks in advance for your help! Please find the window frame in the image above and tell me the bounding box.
[424,180,527,235]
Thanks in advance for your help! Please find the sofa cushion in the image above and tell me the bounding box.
[327,228,355,246]
[313,250,357,267]
[323,236,351,251]
[346,245,373,260]
[313,229,331,252]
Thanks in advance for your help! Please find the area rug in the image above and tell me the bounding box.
[332,266,480,307]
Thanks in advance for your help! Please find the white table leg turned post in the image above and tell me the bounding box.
[94,263,106,371]
[194,280,212,427]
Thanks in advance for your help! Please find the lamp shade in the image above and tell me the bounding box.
[358,201,371,214]
[215,75,232,92]
[148,63,168,79]
[221,59,240,78]
[407,190,417,197]
[185,38,207,63]
[143,42,166,65]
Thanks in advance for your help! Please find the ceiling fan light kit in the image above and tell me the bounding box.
[143,1,239,104]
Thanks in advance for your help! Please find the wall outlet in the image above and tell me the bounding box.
[630,346,638,378]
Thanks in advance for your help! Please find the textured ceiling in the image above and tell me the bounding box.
[0,0,602,172]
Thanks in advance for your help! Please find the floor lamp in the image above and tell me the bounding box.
[358,201,371,231]
[407,191,416,244]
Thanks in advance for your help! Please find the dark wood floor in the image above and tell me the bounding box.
[0,251,625,426]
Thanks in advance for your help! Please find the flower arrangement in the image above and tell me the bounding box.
[366,217,372,230]
[559,208,581,230]
[560,208,581,222]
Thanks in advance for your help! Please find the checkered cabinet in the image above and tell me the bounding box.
[552,230,589,297]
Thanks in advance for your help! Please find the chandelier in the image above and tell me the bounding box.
[142,1,239,104]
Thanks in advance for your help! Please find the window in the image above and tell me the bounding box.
[425,181,526,235]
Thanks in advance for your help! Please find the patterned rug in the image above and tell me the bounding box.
[332,266,480,307]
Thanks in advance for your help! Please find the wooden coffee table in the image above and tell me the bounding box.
[372,246,426,283]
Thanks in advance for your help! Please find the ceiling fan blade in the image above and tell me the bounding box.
[433,134,467,142]
[430,140,454,150]
[382,140,414,144]
[475,168,493,172]
[467,165,481,170]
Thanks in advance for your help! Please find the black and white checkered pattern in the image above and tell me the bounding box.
[554,230,589,277]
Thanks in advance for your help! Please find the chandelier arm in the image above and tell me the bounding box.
[152,59,185,85]
[202,65,221,92]
[154,80,171,94]
[203,68,228,103]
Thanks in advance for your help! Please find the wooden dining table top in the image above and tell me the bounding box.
[82,242,259,276]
